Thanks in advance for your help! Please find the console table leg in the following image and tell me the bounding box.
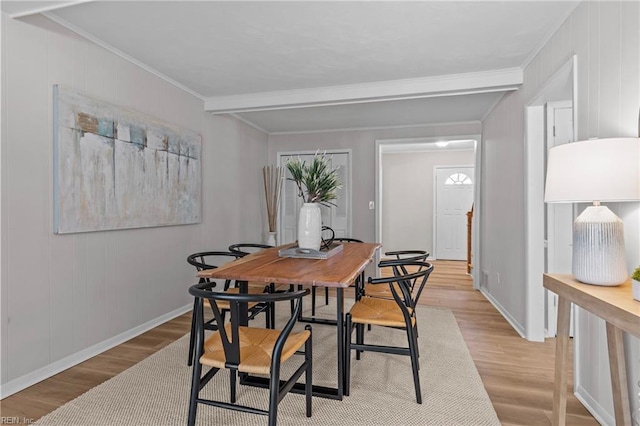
[552,296,571,425]
[606,322,631,425]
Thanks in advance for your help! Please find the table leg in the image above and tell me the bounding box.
[552,296,571,426]
[606,322,632,425]
[297,285,339,326]
[239,286,346,401]
[238,280,248,327]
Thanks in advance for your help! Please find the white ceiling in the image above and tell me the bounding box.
[3,1,579,134]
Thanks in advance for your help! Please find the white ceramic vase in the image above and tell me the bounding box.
[572,206,628,285]
[632,279,640,302]
[266,231,277,246]
[297,203,322,250]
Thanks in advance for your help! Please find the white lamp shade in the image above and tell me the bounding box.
[544,138,640,203]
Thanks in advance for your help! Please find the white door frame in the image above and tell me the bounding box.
[524,55,577,342]
[432,165,475,260]
[374,134,482,288]
[276,149,352,245]
[544,100,574,338]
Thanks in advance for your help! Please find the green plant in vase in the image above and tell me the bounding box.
[286,153,341,206]
[632,265,640,302]
[286,152,342,250]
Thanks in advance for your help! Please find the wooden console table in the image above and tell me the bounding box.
[543,274,640,425]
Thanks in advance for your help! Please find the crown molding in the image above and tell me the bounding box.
[42,11,205,101]
[480,91,507,122]
[2,0,92,19]
[229,113,268,134]
[520,2,579,71]
[204,69,523,114]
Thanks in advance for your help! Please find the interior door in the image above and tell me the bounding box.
[278,151,351,244]
[545,101,574,336]
[435,167,474,260]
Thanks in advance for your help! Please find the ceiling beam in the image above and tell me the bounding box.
[204,68,522,114]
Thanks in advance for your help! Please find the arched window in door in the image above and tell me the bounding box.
[445,173,472,185]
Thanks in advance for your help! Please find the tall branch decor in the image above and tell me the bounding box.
[262,165,284,233]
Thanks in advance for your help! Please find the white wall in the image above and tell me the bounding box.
[381,149,475,254]
[481,1,640,422]
[481,89,528,328]
[268,123,482,245]
[0,14,267,395]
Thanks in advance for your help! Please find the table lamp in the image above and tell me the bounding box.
[544,138,640,286]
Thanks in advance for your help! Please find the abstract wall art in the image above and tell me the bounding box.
[53,85,201,233]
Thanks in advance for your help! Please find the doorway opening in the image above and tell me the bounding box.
[524,55,577,342]
[375,135,482,288]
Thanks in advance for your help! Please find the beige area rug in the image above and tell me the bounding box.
[35,300,500,426]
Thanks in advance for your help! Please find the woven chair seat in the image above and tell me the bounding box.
[203,287,264,310]
[200,324,311,375]
[349,296,415,328]
[364,282,404,299]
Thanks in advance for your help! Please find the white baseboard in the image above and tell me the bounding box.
[575,385,614,426]
[0,304,192,399]
[479,287,526,339]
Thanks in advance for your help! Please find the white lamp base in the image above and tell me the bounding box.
[572,205,628,286]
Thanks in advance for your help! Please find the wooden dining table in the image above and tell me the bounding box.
[197,242,381,400]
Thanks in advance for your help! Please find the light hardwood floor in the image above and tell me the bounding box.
[1,260,597,425]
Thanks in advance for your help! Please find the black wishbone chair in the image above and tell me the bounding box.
[186,251,271,366]
[228,243,291,326]
[188,283,312,426]
[228,243,273,256]
[359,250,430,333]
[362,250,429,301]
[345,260,434,404]
[228,244,275,296]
